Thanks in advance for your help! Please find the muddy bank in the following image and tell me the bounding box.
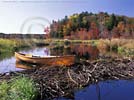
[0,57,134,100]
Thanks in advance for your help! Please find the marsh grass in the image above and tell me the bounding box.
[0,39,16,53]
[45,39,134,56]
[0,39,48,54]
[1,38,134,56]
[0,39,28,53]
[97,39,134,56]
[45,39,99,48]
[0,76,37,100]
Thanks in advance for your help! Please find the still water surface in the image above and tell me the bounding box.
[56,80,134,100]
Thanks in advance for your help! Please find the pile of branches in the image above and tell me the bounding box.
[0,57,134,99]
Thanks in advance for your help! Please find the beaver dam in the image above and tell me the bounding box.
[0,57,134,100]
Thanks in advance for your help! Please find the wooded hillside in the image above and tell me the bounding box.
[48,12,134,39]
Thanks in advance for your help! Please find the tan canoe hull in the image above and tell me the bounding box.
[15,52,75,66]
[16,62,33,69]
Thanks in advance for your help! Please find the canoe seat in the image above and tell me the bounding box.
[25,54,33,57]
[32,55,41,58]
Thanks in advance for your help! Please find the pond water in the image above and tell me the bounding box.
[56,80,134,100]
[0,44,101,73]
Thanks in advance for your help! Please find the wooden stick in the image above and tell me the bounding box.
[67,69,78,85]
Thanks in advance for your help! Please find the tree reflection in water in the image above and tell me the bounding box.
[50,44,99,61]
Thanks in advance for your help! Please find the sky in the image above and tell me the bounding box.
[0,0,133,34]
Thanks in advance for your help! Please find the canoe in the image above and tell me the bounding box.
[15,52,75,66]
[16,62,33,69]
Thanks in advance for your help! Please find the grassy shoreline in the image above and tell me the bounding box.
[44,38,134,47]
[0,38,134,57]
[0,39,49,54]
[45,38,134,56]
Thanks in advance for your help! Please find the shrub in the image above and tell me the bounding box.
[118,47,125,54]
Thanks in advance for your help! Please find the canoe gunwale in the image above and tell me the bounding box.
[15,52,75,59]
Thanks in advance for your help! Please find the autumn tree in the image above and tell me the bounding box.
[48,12,134,39]
[105,14,116,31]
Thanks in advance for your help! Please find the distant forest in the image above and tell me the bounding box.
[48,12,134,39]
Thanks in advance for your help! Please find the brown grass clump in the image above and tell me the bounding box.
[97,39,134,52]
